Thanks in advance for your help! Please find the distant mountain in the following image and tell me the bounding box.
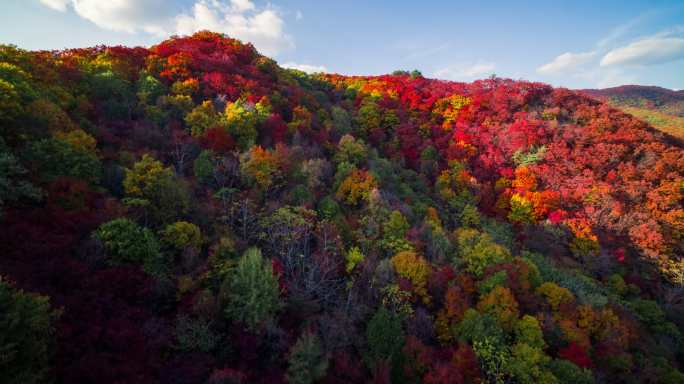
[580,85,684,140]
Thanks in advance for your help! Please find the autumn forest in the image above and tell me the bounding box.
[1,31,684,383]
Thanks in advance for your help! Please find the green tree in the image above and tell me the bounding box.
[365,307,405,370]
[333,134,367,166]
[346,246,365,273]
[25,137,102,185]
[0,276,59,384]
[0,138,41,218]
[548,359,594,384]
[160,221,202,253]
[93,218,167,277]
[286,331,329,384]
[224,247,282,330]
[455,228,511,277]
[515,315,545,349]
[136,72,166,105]
[193,149,216,185]
[185,100,224,137]
[381,210,413,254]
[330,106,351,135]
[175,315,218,353]
[508,343,557,384]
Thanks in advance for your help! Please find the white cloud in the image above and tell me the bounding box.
[295,10,303,21]
[230,0,255,13]
[537,51,596,74]
[70,0,172,35]
[600,36,684,66]
[39,0,69,11]
[281,62,327,73]
[37,0,294,56]
[175,1,294,55]
[434,62,495,80]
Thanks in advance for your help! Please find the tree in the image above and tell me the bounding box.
[476,286,519,331]
[0,138,41,218]
[94,218,163,269]
[536,282,574,311]
[508,342,557,384]
[175,315,218,353]
[382,210,414,254]
[365,307,405,371]
[161,221,202,253]
[240,145,281,193]
[391,251,431,305]
[508,193,535,224]
[259,206,316,260]
[224,247,282,330]
[185,100,224,137]
[25,137,102,185]
[301,158,332,191]
[286,331,329,384]
[0,276,59,384]
[123,154,190,224]
[334,134,367,166]
[336,169,377,205]
[346,246,365,273]
[455,228,511,277]
[549,359,594,384]
[515,315,545,349]
[224,97,270,151]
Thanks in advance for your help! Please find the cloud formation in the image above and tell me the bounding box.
[537,51,595,74]
[281,62,327,73]
[39,0,69,12]
[600,36,684,66]
[38,0,294,56]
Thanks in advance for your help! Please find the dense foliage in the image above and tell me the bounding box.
[0,31,683,383]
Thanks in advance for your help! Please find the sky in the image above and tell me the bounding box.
[1,0,683,89]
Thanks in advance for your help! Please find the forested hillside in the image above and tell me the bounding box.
[1,31,683,384]
[582,85,684,141]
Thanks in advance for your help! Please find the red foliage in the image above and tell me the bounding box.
[558,342,592,369]
[201,127,235,153]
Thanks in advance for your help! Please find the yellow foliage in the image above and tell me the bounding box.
[435,310,454,345]
[476,286,519,331]
[123,154,173,198]
[434,94,471,130]
[54,129,97,153]
[240,145,280,191]
[391,251,432,305]
[336,169,377,205]
[536,282,574,311]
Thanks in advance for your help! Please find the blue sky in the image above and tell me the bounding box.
[2,0,683,89]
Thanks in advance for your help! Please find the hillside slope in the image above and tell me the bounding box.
[1,32,683,383]
[581,85,684,140]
